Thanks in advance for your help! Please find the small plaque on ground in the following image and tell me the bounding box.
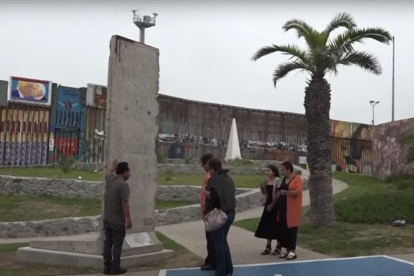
[125,233,154,248]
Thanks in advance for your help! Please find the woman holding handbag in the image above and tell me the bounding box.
[254,165,282,255]
[204,158,236,276]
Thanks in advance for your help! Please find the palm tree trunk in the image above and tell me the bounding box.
[304,76,335,228]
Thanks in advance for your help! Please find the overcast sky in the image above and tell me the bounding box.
[1,0,413,125]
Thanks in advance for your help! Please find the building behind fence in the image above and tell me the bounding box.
[0,77,373,173]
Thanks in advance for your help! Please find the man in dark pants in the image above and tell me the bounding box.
[103,159,132,275]
[199,153,216,271]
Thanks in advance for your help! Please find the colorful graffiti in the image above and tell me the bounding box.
[0,78,373,169]
[48,86,85,162]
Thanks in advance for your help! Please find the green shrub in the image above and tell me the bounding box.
[58,156,76,175]
[335,191,414,224]
[157,151,165,164]
[163,168,176,182]
[385,174,414,190]
[183,156,194,165]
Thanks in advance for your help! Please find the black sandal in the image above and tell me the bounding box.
[261,245,272,255]
[272,246,282,255]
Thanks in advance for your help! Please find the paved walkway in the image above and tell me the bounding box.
[156,179,348,265]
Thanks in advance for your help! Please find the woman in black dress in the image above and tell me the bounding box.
[254,165,282,255]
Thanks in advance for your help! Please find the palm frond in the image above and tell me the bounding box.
[273,61,309,87]
[329,27,392,53]
[252,44,307,62]
[337,51,382,75]
[283,19,321,49]
[323,13,356,45]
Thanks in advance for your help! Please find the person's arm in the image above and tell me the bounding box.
[122,201,132,229]
[104,159,118,176]
[120,183,132,229]
[282,177,302,198]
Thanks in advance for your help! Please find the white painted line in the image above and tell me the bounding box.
[157,255,387,273]
[381,255,414,267]
[158,269,167,276]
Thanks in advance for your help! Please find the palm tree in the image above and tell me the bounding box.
[253,13,391,228]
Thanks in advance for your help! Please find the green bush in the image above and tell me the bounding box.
[157,151,165,164]
[183,156,194,165]
[163,168,176,182]
[385,174,414,190]
[58,156,76,175]
[335,191,414,224]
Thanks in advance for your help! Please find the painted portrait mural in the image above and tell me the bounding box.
[331,120,373,173]
[8,76,52,106]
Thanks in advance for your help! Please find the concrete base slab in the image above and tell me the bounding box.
[29,232,163,256]
[16,247,175,269]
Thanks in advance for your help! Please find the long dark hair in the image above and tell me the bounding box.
[267,165,280,177]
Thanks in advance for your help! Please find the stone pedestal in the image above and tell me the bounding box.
[16,35,174,268]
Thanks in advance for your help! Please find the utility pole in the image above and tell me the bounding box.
[392,36,395,121]
[369,100,380,125]
[132,10,158,44]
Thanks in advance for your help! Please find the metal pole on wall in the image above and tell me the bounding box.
[392,36,395,122]
[369,101,380,125]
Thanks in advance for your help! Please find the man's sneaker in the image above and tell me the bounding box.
[103,267,111,275]
[110,267,127,275]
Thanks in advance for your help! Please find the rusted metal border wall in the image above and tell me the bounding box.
[157,95,308,162]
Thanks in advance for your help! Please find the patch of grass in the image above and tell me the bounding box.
[234,173,414,257]
[333,173,414,223]
[159,174,264,189]
[154,200,195,210]
[233,218,259,233]
[0,194,192,222]
[0,167,102,181]
[163,168,176,182]
[0,233,202,276]
[335,191,414,223]
[385,173,414,190]
[298,216,414,257]
[233,158,255,167]
[0,167,264,188]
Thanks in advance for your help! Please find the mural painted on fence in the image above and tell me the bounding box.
[331,120,373,173]
[8,76,52,106]
[86,83,107,109]
[0,79,373,170]
[49,86,84,163]
[0,104,49,166]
